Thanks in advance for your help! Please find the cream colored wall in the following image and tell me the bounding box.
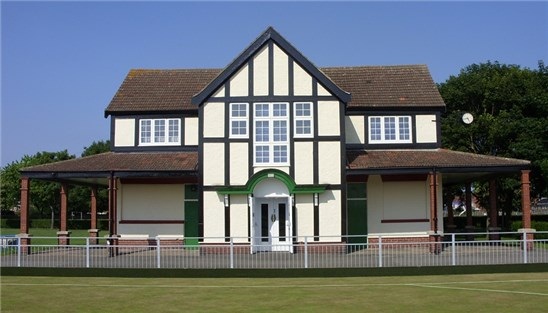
[229,195,249,242]
[318,141,341,184]
[317,101,340,136]
[273,44,289,96]
[345,116,365,144]
[184,117,199,146]
[114,118,135,147]
[229,142,248,185]
[293,142,313,184]
[319,190,341,241]
[117,183,184,236]
[203,102,225,138]
[230,65,249,97]
[202,191,225,241]
[203,143,225,185]
[253,166,289,175]
[416,114,437,143]
[317,83,331,96]
[253,45,269,96]
[295,194,314,241]
[367,176,436,235]
[293,62,312,96]
[212,86,225,98]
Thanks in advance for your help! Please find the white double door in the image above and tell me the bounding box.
[252,197,292,252]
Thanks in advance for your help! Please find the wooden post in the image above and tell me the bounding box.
[57,183,71,245]
[520,170,534,250]
[18,177,32,254]
[88,187,99,244]
[488,179,500,240]
[465,182,474,240]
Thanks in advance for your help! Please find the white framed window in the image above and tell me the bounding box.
[368,116,412,143]
[139,118,181,145]
[229,103,249,138]
[254,102,289,165]
[294,102,313,137]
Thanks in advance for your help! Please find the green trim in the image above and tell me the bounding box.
[217,169,327,195]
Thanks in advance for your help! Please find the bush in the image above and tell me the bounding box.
[511,221,548,239]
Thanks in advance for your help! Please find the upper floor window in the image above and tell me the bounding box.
[369,116,412,144]
[139,118,181,146]
[230,103,249,138]
[294,102,313,138]
[254,102,289,165]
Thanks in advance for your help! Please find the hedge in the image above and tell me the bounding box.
[510,221,548,239]
[1,219,108,230]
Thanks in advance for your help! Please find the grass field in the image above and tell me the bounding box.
[1,272,547,313]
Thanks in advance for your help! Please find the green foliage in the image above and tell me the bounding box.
[439,61,548,221]
[1,219,109,230]
[510,221,548,239]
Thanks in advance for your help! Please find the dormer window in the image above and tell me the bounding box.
[139,118,181,146]
[369,116,412,144]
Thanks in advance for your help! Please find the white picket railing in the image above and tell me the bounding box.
[1,232,546,269]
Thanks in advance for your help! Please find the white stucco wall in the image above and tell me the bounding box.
[229,142,248,185]
[184,117,199,146]
[294,142,313,184]
[318,141,341,184]
[203,143,225,185]
[415,114,438,143]
[317,83,331,96]
[202,191,225,241]
[117,183,185,237]
[114,118,135,147]
[319,190,341,241]
[212,86,225,98]
[230,195,249,242]
[345,116,365,144]
[230,65,249,97]
[203,102,225,138]
[253,166,289,175]
[273,44,289,96]
[317,101,340,136]
[293,62,312,96]
[295,194,314,241]
[253,45,269,96]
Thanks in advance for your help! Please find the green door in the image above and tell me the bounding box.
[184,185,199,248]
[347,183,367,246]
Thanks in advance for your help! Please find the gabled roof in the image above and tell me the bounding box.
[191,26,351,106]
[347,149,530,173]
[104,65,444,116]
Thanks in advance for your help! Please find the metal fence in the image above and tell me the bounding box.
[1,232,546,269]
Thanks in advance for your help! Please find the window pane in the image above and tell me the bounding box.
[255,121,269,142]
[273,145,287,163]
[141,120,151,143]
[273,120,287,142]
[296,103,311,116]
[232,121,246,135]
[384,117,396,140]
[256,146,269,163]
[168,119,179,143]
[399,117,410,140]
[154,120,166,143]
[232,103,247,117]
[296,120,311,135]
[273,103,287,117]
[255,104,269,117]
[370,117,381,141]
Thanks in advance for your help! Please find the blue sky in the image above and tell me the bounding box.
[1,1,547,166]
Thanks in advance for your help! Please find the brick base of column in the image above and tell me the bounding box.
[88,229,100,244]
[428,233,442,254]
[518,228,536,251]
[57,231,71,245]
[17,233,32,255]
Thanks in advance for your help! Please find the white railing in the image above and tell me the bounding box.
[1,232,546,269]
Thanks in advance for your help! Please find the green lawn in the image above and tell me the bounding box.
[1,273,547,313]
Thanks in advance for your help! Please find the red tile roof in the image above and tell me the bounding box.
[21,152,198,173]
[347,149,530,171]
[104,65,444,115]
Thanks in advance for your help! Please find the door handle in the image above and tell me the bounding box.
[271,214,276,222]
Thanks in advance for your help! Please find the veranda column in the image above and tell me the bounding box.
[445,192,456,233]
[88,186,99,244]
[57,183,71,245]
[465,182,474,240]
[488,179,500,240]
[428,171,441,254]
[520,170,534,249]
[18,177,32,253]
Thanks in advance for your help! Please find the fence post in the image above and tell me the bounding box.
[451,233,456,266]
[378,236,383,268]
[86,238,90,268]
[304,237,308,269]
[230,237,234,269]
[17,237,21,267]
[522,232,528,264]
[156,238,161,269]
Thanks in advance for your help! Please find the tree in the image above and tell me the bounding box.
[438,61,548,222]
[1,151,74,217]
